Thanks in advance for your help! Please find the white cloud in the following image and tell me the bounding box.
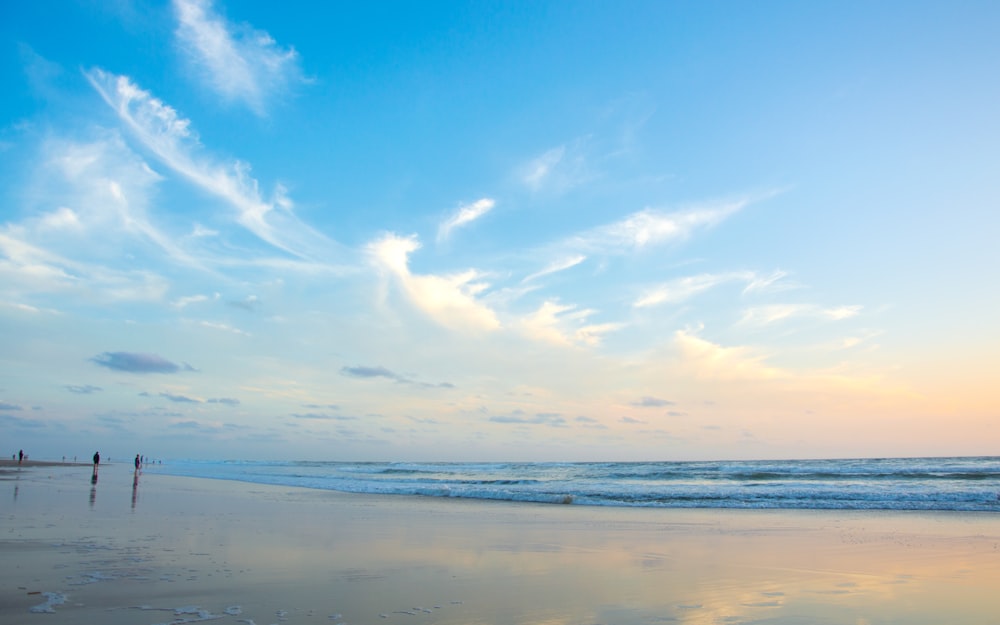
[823,305,863,320]
[85,68,336,264]
[171,294,212,309]
[674,328,781,381]
[0,231,169,302]
[368,233,501,333]
[519,300,622,347]
[519,140,595,194]
[522,254,587,284]
[743,269,792,294]
[39,207,82,231]
[565,198,750,256]
[634,269,797,309]
[199,320,250,336]
[634,272,749,308]
[39,136,197,265]
[437,198,495,243]
[522,146,565,190]
[173,0,305,115]
[739,304,862,326]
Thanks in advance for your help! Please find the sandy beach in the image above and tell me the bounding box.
[3,462,1000,625]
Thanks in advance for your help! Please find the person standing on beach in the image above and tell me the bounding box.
[134,454,141,471]
[92,451,100,472]
[18,449,23,464]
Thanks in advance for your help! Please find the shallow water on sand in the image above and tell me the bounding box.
[3,465,1000,625]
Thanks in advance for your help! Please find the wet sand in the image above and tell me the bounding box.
[3,462,1000,625]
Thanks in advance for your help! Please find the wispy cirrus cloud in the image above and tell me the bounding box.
[84,68,336,264]
[173,0,306,115]
[519,141,593,194]
[586,202,743,251]
[739,304,862,326]
[0,230,169,302]
[198,320,249,336]
[633,269,793,309]
[555,195,767,260]
[634,272,749,309]
[437,198,495,243]
[522,254,587,284]
[37,135,193,263]
[0,134,195,301]
[521,146,565,190]
[171,293,215,309]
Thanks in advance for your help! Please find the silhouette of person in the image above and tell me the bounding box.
[18,449,23,464]
[134,454,141,471]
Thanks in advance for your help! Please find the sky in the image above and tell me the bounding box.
[1,0,998,463]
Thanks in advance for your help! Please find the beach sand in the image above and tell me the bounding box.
[3,462,1000,625]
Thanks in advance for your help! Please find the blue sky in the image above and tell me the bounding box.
[2,0,998,462]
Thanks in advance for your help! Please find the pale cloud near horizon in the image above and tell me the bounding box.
[173,0,305,115]
[673,328,783,382]
[437,198,495,243]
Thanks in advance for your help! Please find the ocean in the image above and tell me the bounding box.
[146,456,1000,512]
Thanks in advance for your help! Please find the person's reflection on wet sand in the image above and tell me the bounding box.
[89,472,97,507]
[131,470,140,509]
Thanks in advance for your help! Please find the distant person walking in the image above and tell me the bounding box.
[18,449,23,464]
[134,454,141,471]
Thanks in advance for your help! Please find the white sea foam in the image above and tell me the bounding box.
[29,592,67,613]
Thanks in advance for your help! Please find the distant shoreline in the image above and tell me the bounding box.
[0,459,97,469]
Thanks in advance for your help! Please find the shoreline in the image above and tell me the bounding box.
[4,464,1000,625]
[0,458,94,468]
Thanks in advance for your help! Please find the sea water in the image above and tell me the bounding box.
[146,456,1000,511]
